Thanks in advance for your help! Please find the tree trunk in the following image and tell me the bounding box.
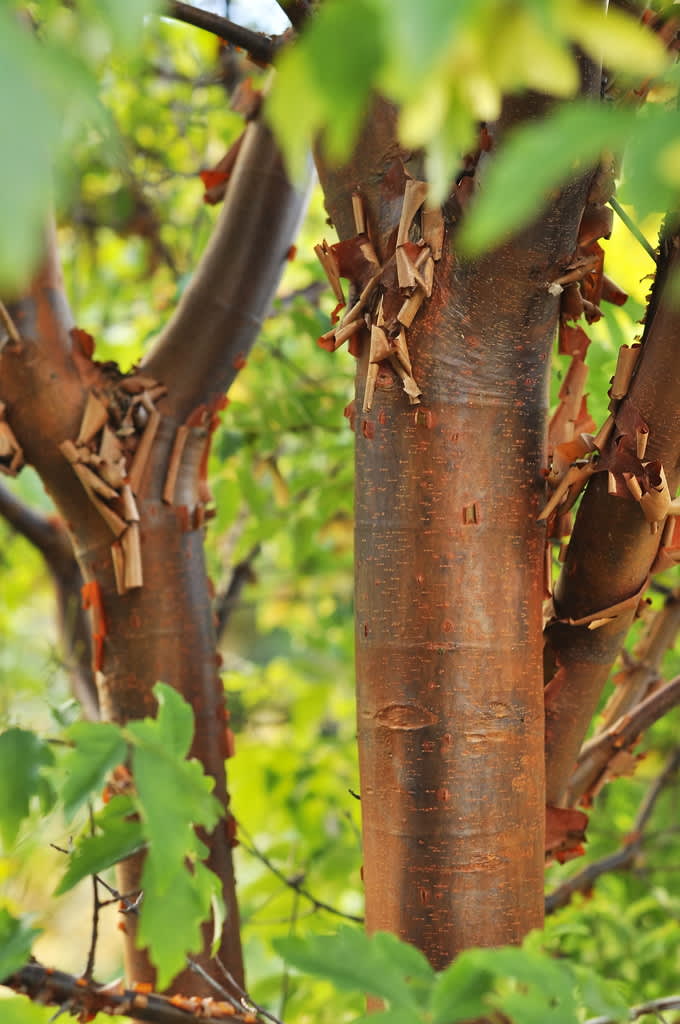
[316,83,596,964]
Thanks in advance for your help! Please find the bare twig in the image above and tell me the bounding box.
[167,2,282,64]
[215,544,260,640]
[546,749,680,913]
[0,298,22,349]
[585,994,680,1024]
[597,589,680,735]
[567,675,680,805]
[213,958,285,1024]
[610,197,658,263]
[237,824,364,924]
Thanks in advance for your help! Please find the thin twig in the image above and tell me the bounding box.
[186,958,245,1014]
[0,298,22,349]
[568,674,680,804]
[278,883,300,1020]
[546,749,680,914]
[215,544,261,640]
[167,2,282,64]
[609,197,658,263]
[585,994,680,1024]
[236,823,364,924]
[84,809,100,978]
[214,958,285,1024]
[50,843,141,914]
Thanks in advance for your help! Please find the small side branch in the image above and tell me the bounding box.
[238,824,364,924]
[0,481,98,718]
[546,749,680,913]
[3,962,258,1024]
[166,2,282,64]
[585,994,680,1024]
[567,674,680,805]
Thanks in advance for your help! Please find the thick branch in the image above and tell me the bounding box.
[142,118,312,422]
[167,2,281,64]
[544,225,680,806]
[3,962,257,1024]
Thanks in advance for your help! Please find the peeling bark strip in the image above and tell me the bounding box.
[314,179,443,411]
[315,83,597,966]
[545,227,680,808]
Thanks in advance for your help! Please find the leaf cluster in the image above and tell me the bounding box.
[0,683,224,990]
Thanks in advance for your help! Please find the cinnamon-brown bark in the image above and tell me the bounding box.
[315,82,596,964]
[0,114,308,996]
[545,229,680,808]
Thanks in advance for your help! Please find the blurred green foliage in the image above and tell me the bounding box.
[1,3,680,1024]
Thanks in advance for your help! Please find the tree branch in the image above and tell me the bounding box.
[585,994,680,1024]
[237,824,364,924]
[568,676,680,805]
[3,962,259,1024]
[166,2,282,64]
[544,221,680,806]
[0,481,98,719]
[141,117,312,423]
[546,748,680,913]
[215,544,260,641]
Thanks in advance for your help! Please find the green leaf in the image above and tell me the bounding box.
[0,909,41,980]
[486,946,578,1016]
[91,0,162,52]
[429,951,494,1024]
[572,964,629,1021]
[0,997,56,1024]
[150,682,194,758]
[124,688,222,985]
[0,729,55,849]
[353,1011,424,1024]
[0,12,59,289]
[55,796,145,895]
[559,2,667,78]
[489,988,576,1024]
[459,103,634,255]
[274,927,421,1008]
[61,721,127,819]
[137,859,221,990]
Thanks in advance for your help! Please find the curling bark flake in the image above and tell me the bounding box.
[314,83,597,964]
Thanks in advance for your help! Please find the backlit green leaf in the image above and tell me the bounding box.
[0,729,55,849]
[459,103,634,254]
[55,796,145,894]
[61,721,127,819]
[0,909,41,980]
